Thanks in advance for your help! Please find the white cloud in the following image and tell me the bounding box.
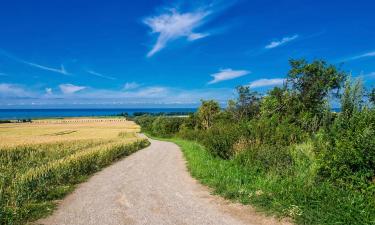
[0,83,237,106]
[86,70,116,80]
[347,51,375,61]
[265,35,299,49]
[0,49,69,75]
[208,68,250,84]
[123,86,169,98]
[59,84,86,94]
[45,88,53,95]
[123,82,140,90]
[144,8,210,57]
[0,83,32,98]
[249,78,285,88]
[25,62,69,75]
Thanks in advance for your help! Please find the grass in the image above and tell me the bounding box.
[0,118,149,224]
[156,136,375,225]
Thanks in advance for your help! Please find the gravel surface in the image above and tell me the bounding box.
[38,138,291,225]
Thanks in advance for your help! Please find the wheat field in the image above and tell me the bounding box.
[0,117,149,224]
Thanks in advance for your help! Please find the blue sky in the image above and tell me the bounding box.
[0,0,374,108]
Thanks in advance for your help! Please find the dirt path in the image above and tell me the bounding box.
[38,138,291,225]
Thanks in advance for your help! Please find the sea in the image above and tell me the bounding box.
[0,108,197,120]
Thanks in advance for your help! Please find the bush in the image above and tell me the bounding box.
[133,115,156,133]
[201,123,244,159]
[151,116,185,137]
[318,109,375,190]
[235,144,293,174]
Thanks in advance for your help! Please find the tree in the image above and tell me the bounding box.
[341,78,364,118]
[287,59,347,115]
[197,100,220,130]
[369,88,375,105]
[236,86,261,120]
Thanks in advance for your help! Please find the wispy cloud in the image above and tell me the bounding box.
[346,51,375,61]
[123,82,140,90]
[86,70,116,80]
[0,83,32,98]
[25,62,68,75]
[45,88,53,95]
[0,72,7,76]
[265,35,299,49]
[208,68,250,84]
[144,8,211,57]
[0,49,69,75]
[249,78,285,88]
[59,84,86,94]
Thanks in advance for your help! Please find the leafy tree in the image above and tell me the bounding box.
[341,78,364,118]
[234,86,261,120]
[197,100,220,130]
[287,59,346,115]
[369,87,375,105]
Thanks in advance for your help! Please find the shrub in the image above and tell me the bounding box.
[133,115,156,133]
[235,144,293,174]
[201,123,244,159]
[318,109,375,190]
[151,116,185,137]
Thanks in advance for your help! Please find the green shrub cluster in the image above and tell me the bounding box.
[135,59,375,224]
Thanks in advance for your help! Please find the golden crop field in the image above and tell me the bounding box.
[0,117,140,147]
[0,117,149,224]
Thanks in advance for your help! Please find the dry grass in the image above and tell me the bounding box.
[0,117,140,147]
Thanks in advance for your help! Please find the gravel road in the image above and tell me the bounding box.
[38,138,291,225]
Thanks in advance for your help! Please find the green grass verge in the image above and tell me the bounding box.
[151,136,375,225]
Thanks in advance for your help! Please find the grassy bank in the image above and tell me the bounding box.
[0,118,149,224]
[160,137,374,224]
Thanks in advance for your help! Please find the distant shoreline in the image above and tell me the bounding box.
[0,108,197,120]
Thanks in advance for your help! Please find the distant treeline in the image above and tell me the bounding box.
[0,119,32,124]
[116,111,193,117]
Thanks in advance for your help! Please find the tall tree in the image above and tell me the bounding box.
[227,86,261,121]
[287,59,347,115]
[197,100,220,130]
[369,88,375,105]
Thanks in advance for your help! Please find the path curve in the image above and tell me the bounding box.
[38,138,291,225]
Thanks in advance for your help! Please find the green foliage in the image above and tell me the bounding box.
[201,122,245,159]
[287,59,346,115]
[227,86,261,121]
[370,88,375,105]
[341,78,364,119]
[318,108,375,190]
[133,115,156,132]
[140,59,375,224]
[169,138,375,225]
[151,116,185,137]
[197,100,220,130]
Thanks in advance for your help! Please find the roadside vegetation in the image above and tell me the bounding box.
[0,118,149,224]
[135,59,375,225]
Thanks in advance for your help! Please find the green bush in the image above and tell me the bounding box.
[235,144,293,174]
[133,115,156,133]
[318,109,375,190]
[201,123,244,159]
[150,116,185,137]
